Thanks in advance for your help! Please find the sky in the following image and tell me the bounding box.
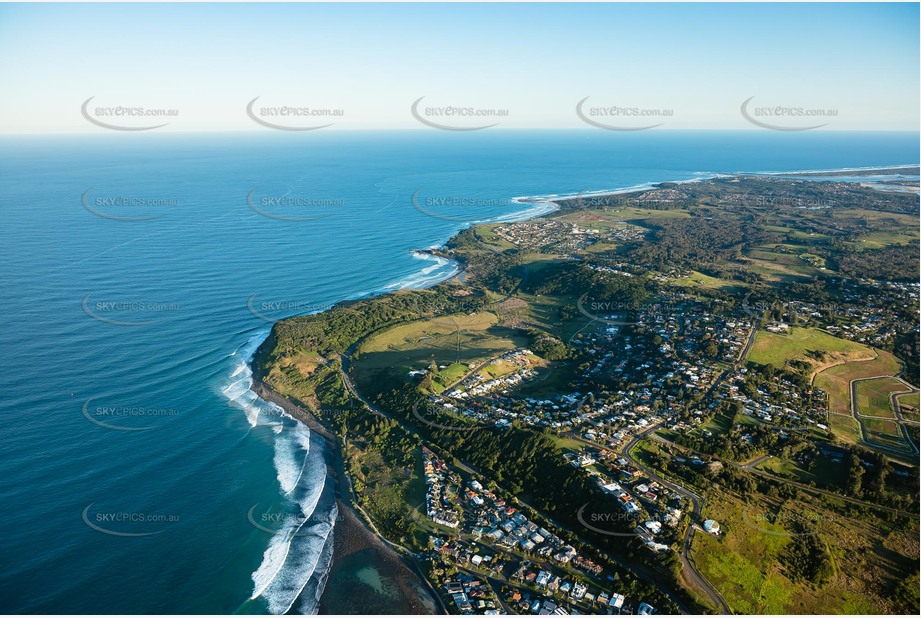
[0,2,918,133]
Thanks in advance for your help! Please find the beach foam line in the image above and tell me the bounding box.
[296,526,337,615]
[250,522,298,601]
[249,432,329,606]
[516,173,719,204]
[220,327,339,614]
[260,508,337,615]
[740,163,919,176]
[379,251,461,292]
[276,424,311,495]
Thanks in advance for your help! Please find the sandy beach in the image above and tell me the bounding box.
[251,378,444,614]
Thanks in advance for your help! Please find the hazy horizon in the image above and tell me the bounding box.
[0,2,918,133]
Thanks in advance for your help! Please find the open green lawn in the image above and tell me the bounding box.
[827,413,863,445]
[756,450,849,490]
[353,311,528,393]
[855,377,904,419]
[830,209,920,249]
[556,210,653,231]
[434,362,471,388]
[515,360,577,398]
[896,392,920,422]
[863,418,910,450]
[691,493,794,614]
[667,270,745,292]
[692,488,917,614]
[548,433,592,453]
[815,351,902,418]
[747,248,811,266]
[594,206,693,220]
[788,230,832,242]
[748,327,870,369]
[696,407,755,437]
[473,224,518,250]
[744,260,812,282]
[580,241,622,254]
[856,231,920,249]
[512,290,592,342]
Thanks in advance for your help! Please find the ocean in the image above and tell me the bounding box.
[0,130,916,614]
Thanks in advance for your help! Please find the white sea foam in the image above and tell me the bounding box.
[259,509,337,615]
[380,251,461,292]
[220,328,339,615]
[492,198,558,222]
[245,424,336,615]
[296,524,337,615]
[250,519,298,600]
[233,173,741,615]
[744,163,918,176]
[275,425,312,495]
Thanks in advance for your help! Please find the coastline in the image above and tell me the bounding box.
[241,164,918,614]
[250,375,446,615]
[239,195,556,614]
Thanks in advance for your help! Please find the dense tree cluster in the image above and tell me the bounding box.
[831,244,920,282]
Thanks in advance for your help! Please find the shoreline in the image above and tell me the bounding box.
[242,164,917,614]
[250,377,447,615]
[739,163,919,176]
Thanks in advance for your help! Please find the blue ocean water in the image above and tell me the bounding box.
[0,130,916,614]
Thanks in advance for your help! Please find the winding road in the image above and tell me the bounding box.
[339,357,704,613]
[849,375,919,456]
[620,425,731,614]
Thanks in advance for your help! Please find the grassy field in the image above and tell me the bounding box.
[896,392,920,422]
[830,209,920,249]
[863,418,910,451]
[511,289,591,343]
[515,360,578,398]
[827,413,863,445]
[261,349,327,389]
[747,247,813,266]
[559,205,693,223]
[691,487,918,614]
[548,433,593,453]
[744,259,813,283]
[557,209,658,231]
[814,350,902,417]
[472,224,518,250]
[353,311,529,393]
[695,407,759,438]
[747,327,871,370]
[755,450,849,490]
[855,377,904,419]
[667,270,744,292]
